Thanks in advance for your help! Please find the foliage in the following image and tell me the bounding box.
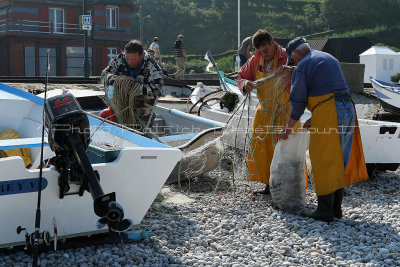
[185,59,208,73]
[321,0,400,30]
[214,54,235,73]
[163,61,178,74]
[132,0,400,54]
[391,73,400,83]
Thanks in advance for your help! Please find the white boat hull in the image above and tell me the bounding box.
[370,77,400,115]
[0,83,183,248]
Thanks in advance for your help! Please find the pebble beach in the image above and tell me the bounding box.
[0,83,399,266]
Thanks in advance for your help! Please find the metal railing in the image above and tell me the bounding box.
[0,19,83,36]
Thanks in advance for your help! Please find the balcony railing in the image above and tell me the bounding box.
[0,19,84,36]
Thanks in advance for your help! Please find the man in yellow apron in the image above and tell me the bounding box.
[279,37,368,222]
[237,29,292,195]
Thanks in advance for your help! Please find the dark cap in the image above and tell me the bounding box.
[153,37,159,42]
[286,37,307,64]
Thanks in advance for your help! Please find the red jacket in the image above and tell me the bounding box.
[237,44,287,92]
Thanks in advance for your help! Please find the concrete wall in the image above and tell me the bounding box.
[340,63,365,93]
[183,73,219,80]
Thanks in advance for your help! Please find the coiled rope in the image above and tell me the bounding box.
[111,76,143,127]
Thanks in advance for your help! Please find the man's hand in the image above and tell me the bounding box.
[244,80,256,92]
[303,118,311,130]
[277,65,294,75]
[278,127,292,141]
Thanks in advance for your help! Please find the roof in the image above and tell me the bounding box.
[360,46,399,56]
[308,39,328,51]
[275,38,328,51]
[276,36,373,63]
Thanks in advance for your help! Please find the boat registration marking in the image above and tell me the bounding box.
[0,178,48,196]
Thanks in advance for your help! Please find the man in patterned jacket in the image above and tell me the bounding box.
[100,40,163,129]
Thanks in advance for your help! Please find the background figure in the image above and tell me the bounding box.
[279,37,368,222]
[237,36,253,66]
[149,36,161,64]
[100,40,163,130]
[148,48,156,58]
[173,34,187,80]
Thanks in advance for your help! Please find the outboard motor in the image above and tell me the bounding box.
[44,92,133,233]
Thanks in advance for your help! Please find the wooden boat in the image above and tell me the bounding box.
[370,77,400,115]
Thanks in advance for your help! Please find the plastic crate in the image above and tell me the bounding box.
[87,142,122,163]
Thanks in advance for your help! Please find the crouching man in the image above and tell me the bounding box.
[100,40,163,130]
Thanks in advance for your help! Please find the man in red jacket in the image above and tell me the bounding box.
[237,29,293,195]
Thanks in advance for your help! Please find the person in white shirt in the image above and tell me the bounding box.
[149,37,161,64]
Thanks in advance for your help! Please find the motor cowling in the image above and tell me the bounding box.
[44,92,90,152]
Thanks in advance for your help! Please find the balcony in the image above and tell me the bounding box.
[0,19,84,37]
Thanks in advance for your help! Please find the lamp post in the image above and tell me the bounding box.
[238,0,240,49]
[139,6,150,43]
[82,0,90,77]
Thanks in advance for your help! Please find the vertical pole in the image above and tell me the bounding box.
[238,0,240,49]
[83,0,90,77]
[139,6,143,42]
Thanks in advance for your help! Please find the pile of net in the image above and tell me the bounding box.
[269,131,309,213]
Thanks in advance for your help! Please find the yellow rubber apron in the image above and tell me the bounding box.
[247,56,294,184]
[307,94,368,196]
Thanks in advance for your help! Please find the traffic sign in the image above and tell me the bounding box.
[80,15,92,31]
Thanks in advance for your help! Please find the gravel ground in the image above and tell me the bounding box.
[1,83,399,266]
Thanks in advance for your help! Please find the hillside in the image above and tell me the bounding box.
[130,0,400,55]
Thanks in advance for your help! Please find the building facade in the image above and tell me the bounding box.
[0,0,136,76]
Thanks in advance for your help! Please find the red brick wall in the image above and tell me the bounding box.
[39,6,49,33]
[10,41,24,76]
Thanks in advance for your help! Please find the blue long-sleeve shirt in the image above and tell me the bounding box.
[289,50,349,120]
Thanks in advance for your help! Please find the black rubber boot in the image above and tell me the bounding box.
[308,193,334,222]
[253,184,270,196]
[333,188,344,219]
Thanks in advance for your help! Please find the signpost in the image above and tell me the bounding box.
[81,15,92,31]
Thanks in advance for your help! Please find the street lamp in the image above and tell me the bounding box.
[238,0,240,49]
[138,6,150,43]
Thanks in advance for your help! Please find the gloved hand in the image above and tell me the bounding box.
[135,75,144,84]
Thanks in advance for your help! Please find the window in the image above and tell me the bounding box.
[383,58,388,70]
[49,8,65,33]
[389,58,394,70]
[66,47,92,76]
[25,46,35,76]
[107,48,118,63]
[106,6,119,29]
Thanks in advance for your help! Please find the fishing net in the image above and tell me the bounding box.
[175,73,296,196]
[109,76,156,130]
[96,72,301,198]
